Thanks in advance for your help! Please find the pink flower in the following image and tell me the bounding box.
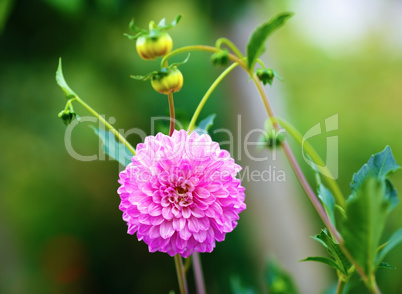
[117,130,246,257]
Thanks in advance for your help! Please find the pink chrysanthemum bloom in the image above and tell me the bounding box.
[117,129,246,257]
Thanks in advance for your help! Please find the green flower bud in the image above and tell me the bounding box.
[151,67,183,94]
[210,49,230,67]
[136,31,173,60]
[256,68,275,85]
[58,109,77,126]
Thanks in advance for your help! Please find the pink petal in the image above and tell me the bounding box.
[148,202,162,216]
[187,216,200,233]
[193,230,207,242]
[191,206,205,218]
[162,206,173,220]
[160,221,175,239]
[194,187,210,198]
[179,224,191,240]
[172,217,186,231]
[182,207,191,219]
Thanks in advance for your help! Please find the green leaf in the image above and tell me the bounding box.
[194,114,216,135]
[310,160,336,226]
[92,127,133,166]
[246,13,293,70]
[56,58,76,98]
[375,229,402,266]
[351,146,400,210]
[343,177,391,277]
[300,256,344,273]
[312,230,351,275]
[377,262,396,270]
[318,184,336,227]
[265,259,298,294]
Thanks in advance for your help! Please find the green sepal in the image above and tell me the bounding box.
[157,15,182,30]
[124,32,145,40]
[300,256,345,274]
[377,262,396,270]
[56,58,76,99]
[375,229,402,266]
[92,127,133,166]
[131,54,189,81]
[194,114,216,135]
[258,118,286,149]
[211,49,230,67]
[130,71,160,81]
[126,15,181,40]
[246,13,293,70]
[168,53,190,68]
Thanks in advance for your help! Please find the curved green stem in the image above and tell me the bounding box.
[65,97,77,109]
[188,62,239,132]
[174,254,189,294]
[215,38,244,58]
[74,96,136,155]
[269,116,346,208]
[168,92,175,136]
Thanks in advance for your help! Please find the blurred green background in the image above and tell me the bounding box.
[1,0,401,293]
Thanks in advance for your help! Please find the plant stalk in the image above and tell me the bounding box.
[74,96,136,155]
[174,254,189,294]
[168,92,175,136]
[192,252,206,294]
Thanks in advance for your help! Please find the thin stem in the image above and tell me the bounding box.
[183,256,192,274]
[249,72,342,241]
[215,38,244,58]
[269,116,346,208]
[74,96,136,155]
[336,279,345,294]
[168,92,175,136]
[174,254,189,294]
[187,62,239,132]
[192,252,206,294]
[65,97,77,109]
[164,44,372,287]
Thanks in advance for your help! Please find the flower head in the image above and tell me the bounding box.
[117,130,246,257]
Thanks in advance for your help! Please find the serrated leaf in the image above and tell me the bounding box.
[343,177,390,277]
[351,146,400,211]
[92,127,133,166]
[375,229,402,266]
[265,259,298,294]
[312,230,351,275]
[194,114,216,135]
[246,13,293,70]
[56,58,76,98]
[300,256,344,274]
[377,262,396,270]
